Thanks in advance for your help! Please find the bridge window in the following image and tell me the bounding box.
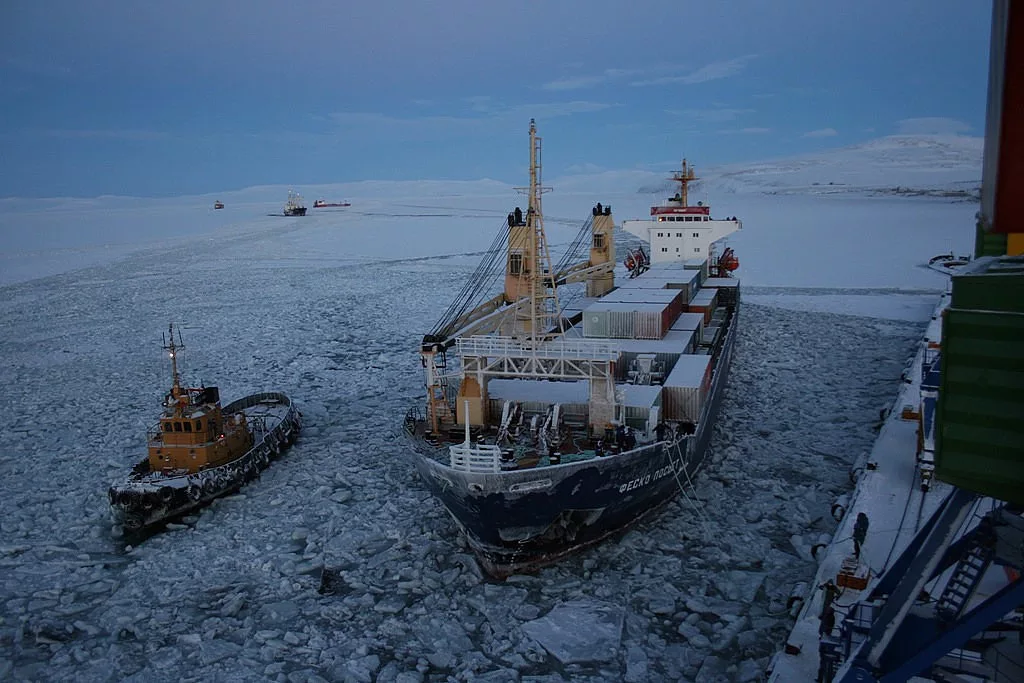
[661,247,668,252]
[163,423,171,432]
[703,216,709,221]
[184,422,192,432]
[508,253,523,275]
[693,232,700,238]
[657,232,663,238]
[694,247,701,253]
[592,233,605,248]
[676,233,682,237]
[173,421,182,432]
[194,420,201,431]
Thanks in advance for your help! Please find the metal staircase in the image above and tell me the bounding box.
[935,523,995,623]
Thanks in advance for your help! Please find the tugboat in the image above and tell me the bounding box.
[108,324,302,533]
[403,120,742,577]
[313,198,351,208]
[283,190,307,216]
[213,200,225,210]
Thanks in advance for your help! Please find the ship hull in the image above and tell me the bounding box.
[284,207,307,216]
[108,392,301,533]
[408,310,737,577]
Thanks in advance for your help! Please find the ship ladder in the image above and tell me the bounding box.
[667,440,712,536]
[935,525,996,623]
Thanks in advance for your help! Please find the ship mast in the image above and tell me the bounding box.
[673,159,697,207]
[514,118,561,343]
[164,323,186,415]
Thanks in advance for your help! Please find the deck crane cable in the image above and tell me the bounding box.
[554,216,593,279]
[428,218,511,340]
[430,221,509,339]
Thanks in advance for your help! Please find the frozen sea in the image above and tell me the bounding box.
[0,175,978,681]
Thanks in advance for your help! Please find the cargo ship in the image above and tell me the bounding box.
[768,5,1024,679]
[403,120,743,578]
[108,324,302,533]
[313,199,351,208]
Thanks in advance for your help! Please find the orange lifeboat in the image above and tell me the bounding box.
[718,247,740,273]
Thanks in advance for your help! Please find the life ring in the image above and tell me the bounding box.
[187,484,201,501]
[159,487,174,503]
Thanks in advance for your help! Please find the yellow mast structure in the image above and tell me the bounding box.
[673,159,697,206]
[511,118,561,342]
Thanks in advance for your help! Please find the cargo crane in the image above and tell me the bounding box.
[419,120,617,435]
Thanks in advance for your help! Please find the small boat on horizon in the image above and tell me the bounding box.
[284,190,307,216]
[213,200,225,210]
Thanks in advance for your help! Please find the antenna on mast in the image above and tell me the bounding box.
[163,322,185,394]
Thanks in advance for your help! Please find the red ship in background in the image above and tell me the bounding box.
[313,199,351,208]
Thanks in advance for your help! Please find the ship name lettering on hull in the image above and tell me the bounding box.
[618,462,677,494]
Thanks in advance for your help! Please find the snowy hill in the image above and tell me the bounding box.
[552,135,982,200]
[704,134,982,197]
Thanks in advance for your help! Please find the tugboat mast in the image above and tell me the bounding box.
[163,323,187,414]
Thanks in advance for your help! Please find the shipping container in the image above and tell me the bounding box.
[935,257,1024,504]
[660,355,712,421]
[703,277,740,307]
[948,256,1024,313]
[614,329,697,381]
[582,301,672,339]
[701,325,721,347]
[621,384,662,429]
[683,258,709,285]
[603,288,684,330]
[688,287,719,324]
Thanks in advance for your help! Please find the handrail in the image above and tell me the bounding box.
[457,336,620,361]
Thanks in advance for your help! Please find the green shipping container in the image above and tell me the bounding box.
[935,257,1024,504]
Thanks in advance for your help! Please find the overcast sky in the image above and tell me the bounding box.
[0,1,992,197]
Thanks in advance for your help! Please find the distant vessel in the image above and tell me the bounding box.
[313,199,351,208]
[108,324,301,533]
[404,120,742,577]
[213,200,225,210]
[284,190,307,216]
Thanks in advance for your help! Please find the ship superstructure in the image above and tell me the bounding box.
[622,160,743,266]
[405,120,742,577]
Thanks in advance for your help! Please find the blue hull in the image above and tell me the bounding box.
[408,308,738,577]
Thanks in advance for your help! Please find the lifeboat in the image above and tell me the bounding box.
[718,247,740,273]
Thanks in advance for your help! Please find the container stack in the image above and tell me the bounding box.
[703,277,740,307]
[660,354,713,422]
[688,287,719,324]
[582,300,680,340]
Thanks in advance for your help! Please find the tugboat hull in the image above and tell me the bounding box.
[408,315,736,577]
[109,392,301,532]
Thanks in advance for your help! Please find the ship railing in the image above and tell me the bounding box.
[448,442,503,473]
[457,336,620,362]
